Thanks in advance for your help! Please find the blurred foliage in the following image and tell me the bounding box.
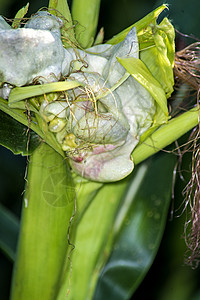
[0,0,200,299]
[133,145,200,300]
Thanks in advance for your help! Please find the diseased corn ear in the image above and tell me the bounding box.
[0,6,175,182]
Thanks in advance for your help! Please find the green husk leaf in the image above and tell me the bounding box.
[12,3,29,29]
[139,104,168,143]
[8,81,84,105]
[107,5,167,45]
[94,27,104,45]
[10,143,75,300]
[117,57,168,116]
[140,17,175,98]
[107,5,175,106]
[49,0,71,20]
[72,0,101,48]
[48,0,76,48]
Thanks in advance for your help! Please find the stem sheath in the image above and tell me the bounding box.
[10,143,75,300]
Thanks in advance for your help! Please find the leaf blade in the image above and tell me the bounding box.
[12,3,29,29]
[107,5,167,45]
[93,152,177,299]
[8,81,83,104]
[48,0,76,48]
[72,0,101,48]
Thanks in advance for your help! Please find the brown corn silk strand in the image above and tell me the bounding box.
[174,42,200,91]
[174,42,200,267]
[182,127,200,268]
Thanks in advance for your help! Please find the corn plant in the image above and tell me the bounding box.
[0,0,200,299]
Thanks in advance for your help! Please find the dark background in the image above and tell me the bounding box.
[0,0,200,299]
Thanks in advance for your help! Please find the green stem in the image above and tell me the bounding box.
[132,107,199,164]
[72,0,101,48]
[10,143,75,300]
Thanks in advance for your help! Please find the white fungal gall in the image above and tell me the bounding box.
[24,11,63,32]
[0,16,11,29]
[0,12,64,86]
[40,101,68,121]
[60,28,156,181]
[0,12,156,182]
